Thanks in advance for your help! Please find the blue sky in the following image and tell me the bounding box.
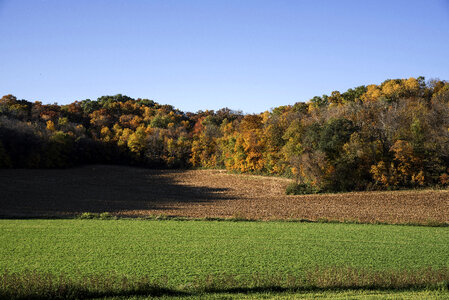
[1,0,449,113]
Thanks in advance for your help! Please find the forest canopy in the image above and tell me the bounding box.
[2,77,449,192]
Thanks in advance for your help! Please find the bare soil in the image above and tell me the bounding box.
[0,165,448,224]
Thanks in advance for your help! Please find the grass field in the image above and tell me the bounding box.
[113,290,449,299]
[1,166,448,298]
[0,219,448,298]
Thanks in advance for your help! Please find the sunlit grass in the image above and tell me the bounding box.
[0,219,448,298]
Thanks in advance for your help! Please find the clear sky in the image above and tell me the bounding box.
[1,0,449,113]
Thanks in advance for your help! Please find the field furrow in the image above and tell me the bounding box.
[1,165,448,224]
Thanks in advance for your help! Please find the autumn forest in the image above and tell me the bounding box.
[1,77,449,193]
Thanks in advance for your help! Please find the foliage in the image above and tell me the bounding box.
[1,77,449,191]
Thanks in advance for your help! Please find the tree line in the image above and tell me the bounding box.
[1,77,449,193]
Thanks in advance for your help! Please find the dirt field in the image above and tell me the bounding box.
[0,165,448,224]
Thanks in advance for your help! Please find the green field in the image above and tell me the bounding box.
[118,290,449,299]
[0,219,448,298]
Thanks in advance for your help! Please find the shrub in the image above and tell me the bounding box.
[78,212,97,219]
[78,212,116,220]
[286,183,319,195]
[99,212,115,220]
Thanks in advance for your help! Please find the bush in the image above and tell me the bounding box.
[77,212,116,220]
[286,183,319,195]
[78,212,96,219]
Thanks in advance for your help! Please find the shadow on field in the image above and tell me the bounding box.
[1,268,447,299]
[0,165,234,218]
[1,284,445,300]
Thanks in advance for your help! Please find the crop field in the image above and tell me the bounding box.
[1,166,449,298]
[117,290,449,299]
[0,219,449,299]
[1,165,448,225]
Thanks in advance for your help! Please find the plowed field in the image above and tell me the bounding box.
[1,165,448,224]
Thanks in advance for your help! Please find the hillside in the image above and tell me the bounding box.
[1,77,449,193]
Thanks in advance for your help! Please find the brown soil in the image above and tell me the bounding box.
[0,165,448,224]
